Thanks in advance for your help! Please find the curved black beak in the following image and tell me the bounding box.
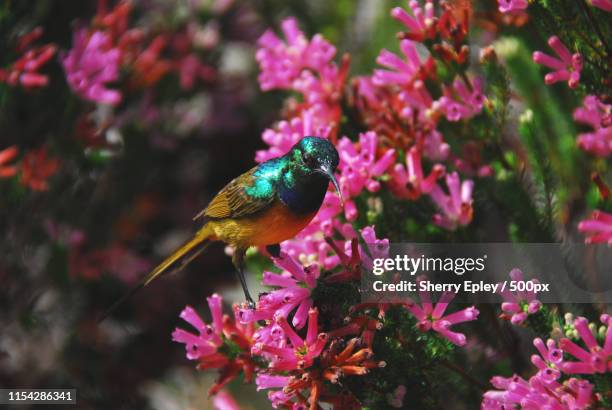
[317,165,344,206]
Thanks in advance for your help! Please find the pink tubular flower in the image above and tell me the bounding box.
[405,277,479,346]
[62,28,122,105]
[532,36,582,89]
[482,374,595,409]
[497,0,528,13]
[559,315,611,374]
[531,338,564,383]
[428,171,474,230]
[498,268,542,325]
[255,374,295,408]
[590,0,612,12]
[578,210,612,244]
[337,132,396,221]
[251,308,328,371]
[172,294,256,395]
[389,146,445,200]
[391,0,436,42]
[373,39,425,86]
[573,95,611,157]
[436,77,485,122]
[238,251,319,329]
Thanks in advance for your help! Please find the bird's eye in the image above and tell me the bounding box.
[302,152,317,167]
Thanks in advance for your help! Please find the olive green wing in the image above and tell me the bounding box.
[193,166,277,221]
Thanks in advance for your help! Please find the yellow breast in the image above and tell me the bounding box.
[208,201,316,248]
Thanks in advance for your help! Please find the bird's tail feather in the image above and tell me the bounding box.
[98,224,215,322]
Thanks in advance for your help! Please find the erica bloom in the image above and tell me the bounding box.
[498,268,542,325]
[373,39,426,87]
[62,28,122,105]
[482,374,595,409]
[590,0,612,12]
[251,308,328,372]
[578,210,612,244]
[336,131,396,221]
[497,0,528,13]
[389,146,445,200]
[20,147,60,191]
[532,36,582,88]
[238,251,319,329]
[559,315,611,374]
[405,277,479,346]
[428,171,474,230]
[573,95,611,157]
[172,294,257,394]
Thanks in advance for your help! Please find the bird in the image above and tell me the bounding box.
[100,136,341,320]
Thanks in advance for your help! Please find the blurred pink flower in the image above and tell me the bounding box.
[578,210,612,244]
[428,171,474,230]
[0,27,56,89]
[497,0,528,13]
[590,0,612,11]
[405,277,479,346]
[62,28,122,105]
[574,95,611,157]
[213,390,241,410]
[532,36,582,88]
[0,146,19,178]
[498,268,542,325]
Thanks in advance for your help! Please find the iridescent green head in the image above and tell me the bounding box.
[289,136,342,203]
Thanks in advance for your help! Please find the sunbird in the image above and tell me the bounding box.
[101,136,341,320]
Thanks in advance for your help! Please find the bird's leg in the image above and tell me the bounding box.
[266,244,281,258]
[232,248,255,309]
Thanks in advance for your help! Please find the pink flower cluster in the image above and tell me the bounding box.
[173,226,392,408]
[255,17,347,136]
[574,95,611,157]
[238,250,319,329]
[482,315,611,409]
[172,294,257,394]
[336,132,396,221]
[533,36,582,89]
